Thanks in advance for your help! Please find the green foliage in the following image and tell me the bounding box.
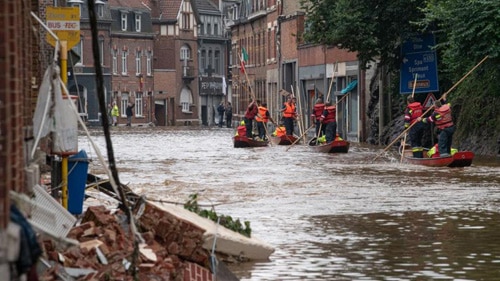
[300,0,426,69]
[184,194,252,238]
[418,0,500,79]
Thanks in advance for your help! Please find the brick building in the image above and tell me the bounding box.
[228,0,374,142]
[146,0,200,126]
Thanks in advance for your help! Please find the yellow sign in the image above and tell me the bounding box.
[46,7,80,49]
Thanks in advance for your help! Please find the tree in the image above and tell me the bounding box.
[418,0,500,154]
[300,0,427,70]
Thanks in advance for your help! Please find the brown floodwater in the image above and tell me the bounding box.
[79,127,500,280]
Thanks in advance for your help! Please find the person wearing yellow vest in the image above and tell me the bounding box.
[111,102,119,126]
[280,96,297,136]
[255,101,275,140]
[417,93,455,157]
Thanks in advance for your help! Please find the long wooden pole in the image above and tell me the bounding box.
[400,74,418,162]
[373,55,489,162]
[285,124,314,151]
[315,63,338,144]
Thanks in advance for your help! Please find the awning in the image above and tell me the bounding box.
[341,80,358,95]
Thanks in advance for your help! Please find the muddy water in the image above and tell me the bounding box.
[79,128,500,280]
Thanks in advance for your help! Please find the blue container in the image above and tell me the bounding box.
[68,149,89,215]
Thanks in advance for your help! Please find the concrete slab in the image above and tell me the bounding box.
[149,201,275,260]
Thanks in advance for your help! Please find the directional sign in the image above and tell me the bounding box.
[46,7,80,49]
[400,34,439,94]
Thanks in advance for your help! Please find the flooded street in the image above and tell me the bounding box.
[79,127,500,280]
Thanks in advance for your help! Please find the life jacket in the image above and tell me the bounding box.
[312,103,325,121]
[434,104,454,129]
[321,105,336,123]
[236,125,246,137]
[283,102,296,118]
[111,105,119,117]
[407,102,423,124]
[255,106,269,122]
[274,126,286,137]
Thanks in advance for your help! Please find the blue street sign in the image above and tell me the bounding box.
[400,34,439,94]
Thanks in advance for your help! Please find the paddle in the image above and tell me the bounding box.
[285,124,314,151]
[316,62,338,145]
[372,55,489,162]
[400,74,418,162]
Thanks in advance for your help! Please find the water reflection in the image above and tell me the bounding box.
[80,128,500,280]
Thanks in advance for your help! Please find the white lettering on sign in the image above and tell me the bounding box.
[47,20,80,31]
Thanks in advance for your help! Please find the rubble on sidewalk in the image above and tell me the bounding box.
[39,205,214,281]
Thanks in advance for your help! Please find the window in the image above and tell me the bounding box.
[72,36,83,65]
[120,93,129,117]
[135,50,142,75]
[146,51,152,76]
[121,50,128,75]
[180,45,191,61]
[97,3,104,18]
[99,36,104,65]
[121,12,128,31]
[201,49,206,73]
[207,22,211,35]
[180,87,193,113]
[135,92,143,117]
[214,23,219,36]
[135,14,141,32]
[214,50,220,74]
[112,49,118,74]
[182,12,191,29]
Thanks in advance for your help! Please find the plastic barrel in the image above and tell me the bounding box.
[67,150,89,215]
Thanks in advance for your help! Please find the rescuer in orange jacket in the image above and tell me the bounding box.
[311,97,325,138]
[280,96,297,136]
[320,101,337,143]
[255,101,275,140]
[418,93,455,157]
[404,95,427,158]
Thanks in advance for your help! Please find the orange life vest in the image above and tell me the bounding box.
[283,102,296,118]
[275,126,286,137]
[407,102,423,124]
[311,103,325,121]
[434,104,453,129]
[255,106,269,122]
[236,125,246,136]
[322,105,336,123]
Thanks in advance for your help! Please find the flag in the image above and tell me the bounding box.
[240,60,246,73]
[241,47,249,62]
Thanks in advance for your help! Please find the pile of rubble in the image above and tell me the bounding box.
[39,204,215,281]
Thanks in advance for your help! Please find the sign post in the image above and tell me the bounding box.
[400,33,439,95]
[46,7,80,210]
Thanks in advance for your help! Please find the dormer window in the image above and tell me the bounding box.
[67,0,83,17]
[96,0,105,18]
[121,12,128,31]
[135,14,142,32]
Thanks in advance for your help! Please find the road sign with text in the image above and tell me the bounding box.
[46,7,80,49]
[400,34,439,94]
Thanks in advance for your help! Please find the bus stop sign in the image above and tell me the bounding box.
[46,7,80,49]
